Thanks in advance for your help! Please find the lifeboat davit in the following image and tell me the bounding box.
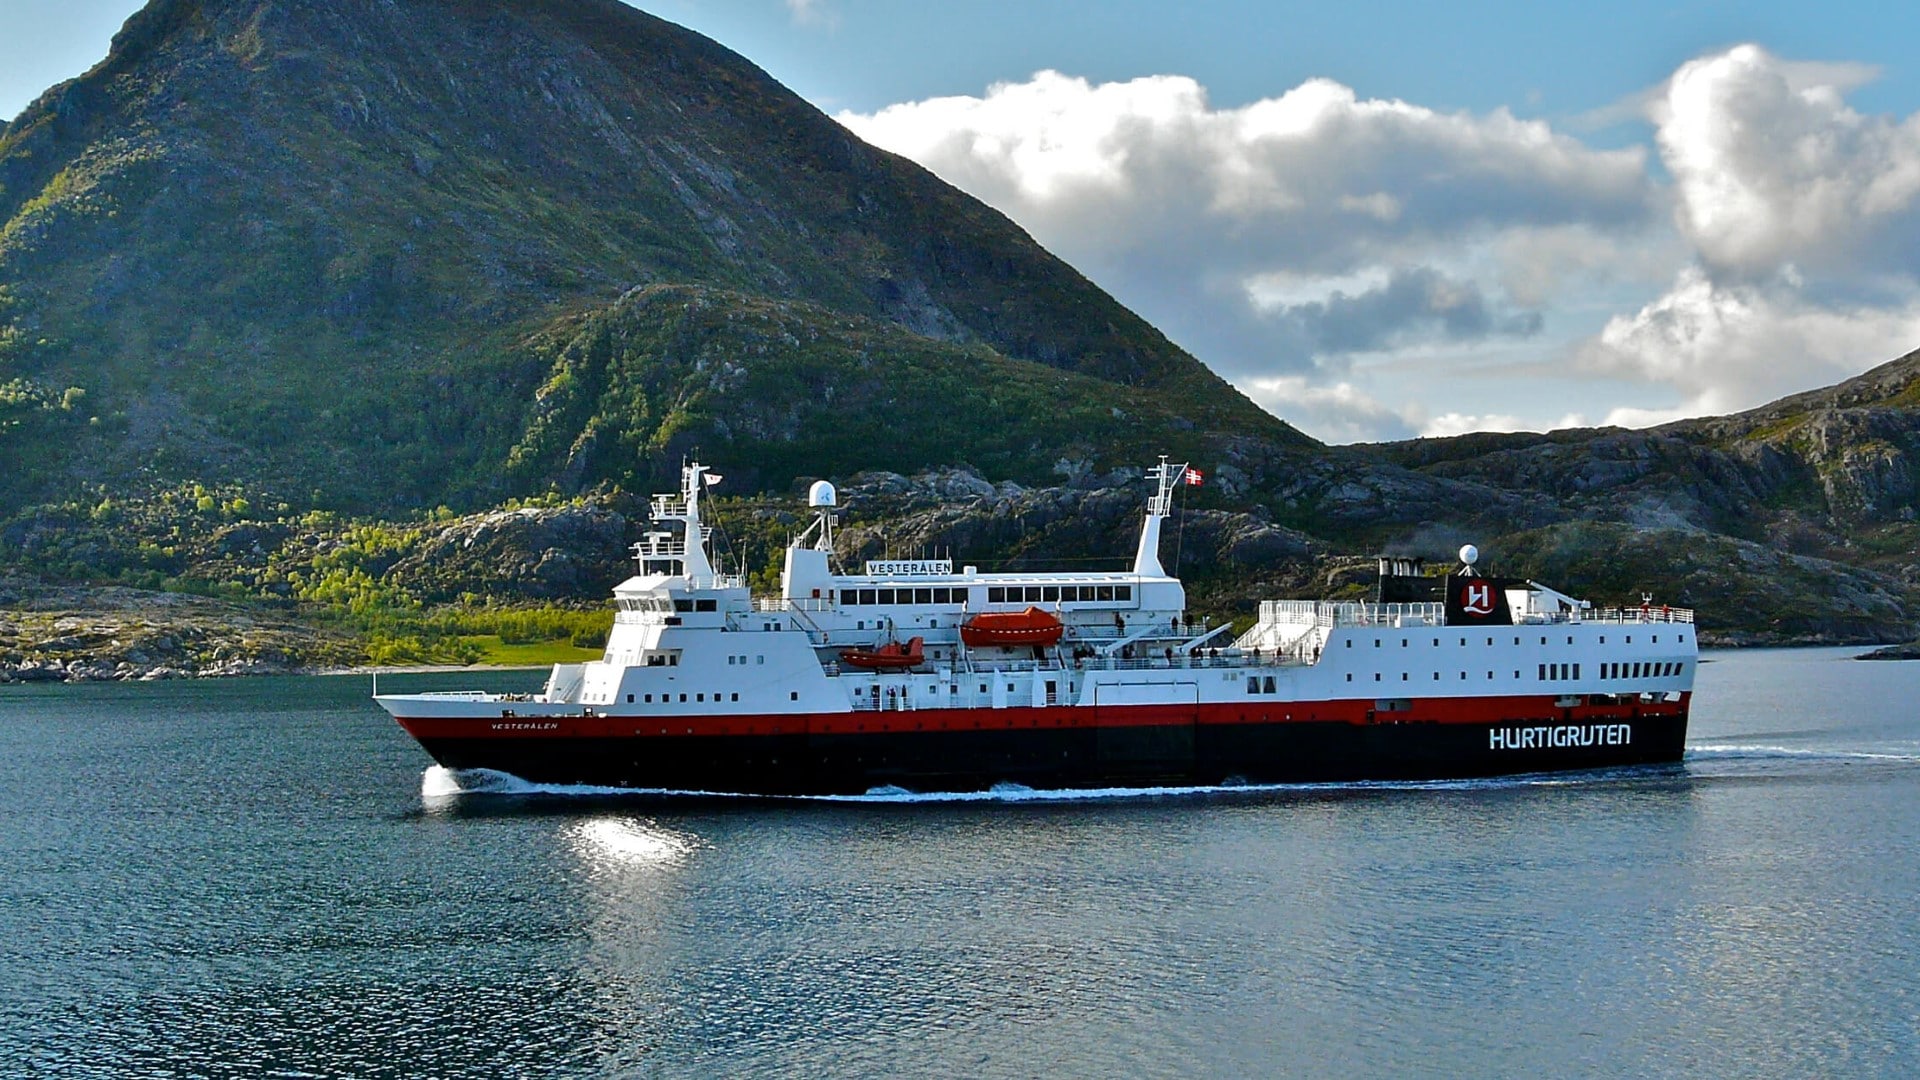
[960,606,1065,647]
[839,636,925,670]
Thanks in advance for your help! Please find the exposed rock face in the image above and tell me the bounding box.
[388,505,633,601]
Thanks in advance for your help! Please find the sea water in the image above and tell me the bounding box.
[0,647,1915,1077]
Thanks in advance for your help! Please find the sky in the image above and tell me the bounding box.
[8,1,1920,444]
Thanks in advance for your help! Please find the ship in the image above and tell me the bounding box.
[374,459,1697,795]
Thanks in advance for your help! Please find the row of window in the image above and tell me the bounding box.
[614,597,719,613]
[840,584,1137,606]
[987,585,1132,604]
[1350,632,1689,648]
[621,690,804,703]
[1348,671,1525,682]
[1605,661,1681,679]
[844,587,967,606]
[626,691,737,703]
[852,680,1057,698]
[1541,663,1582,681]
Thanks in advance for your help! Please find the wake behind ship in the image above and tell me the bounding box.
[375,460,1696,795]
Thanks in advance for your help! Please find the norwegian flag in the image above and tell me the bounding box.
[1184,468,1204,486]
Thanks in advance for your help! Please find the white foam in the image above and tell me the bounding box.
[419,765,1678,805]
[1685,744,1920,764]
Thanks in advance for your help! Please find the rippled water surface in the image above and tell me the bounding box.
[2,648,1917,1077]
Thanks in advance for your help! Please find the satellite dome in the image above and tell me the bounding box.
[808,480,838,508]
[1458,544,1479,567]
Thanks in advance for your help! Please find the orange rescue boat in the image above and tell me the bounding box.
[960,606,1064,647]
[839,636,925,670]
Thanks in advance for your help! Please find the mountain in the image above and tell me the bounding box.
[1,0,1917,655]
[0,0,1305,511]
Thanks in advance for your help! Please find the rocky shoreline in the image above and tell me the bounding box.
[1854,642,1920,660]
[0,579,361,684]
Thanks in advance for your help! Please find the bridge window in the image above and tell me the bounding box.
[696,599,716,612]
[1044,586,1060,602]
[1117,586,1132,601]
[1097,586,1115,601]
[916,588,933,604]
[989,587,1007,603]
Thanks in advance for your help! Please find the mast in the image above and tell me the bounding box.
[633,461,720,582]
[1133,456,1188,577]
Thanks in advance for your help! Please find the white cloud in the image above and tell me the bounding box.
[1658,44,1920,278]
[1577,266,1920,417]
[1245,376,1420,444]
[1420,412,1588,439]
[840,71,1654,384]
[1566,46,1920,426]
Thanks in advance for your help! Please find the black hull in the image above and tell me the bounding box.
[412,715,1689,796]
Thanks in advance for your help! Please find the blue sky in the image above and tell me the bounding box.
[8,1,1920,442]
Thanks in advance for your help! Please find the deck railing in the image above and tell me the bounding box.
[1253,599,1694,628]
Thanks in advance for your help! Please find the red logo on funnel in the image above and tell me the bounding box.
[1459,581,1494,616]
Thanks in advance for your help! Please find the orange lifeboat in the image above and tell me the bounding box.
[961,606,1065,647]
[839,636,925,670]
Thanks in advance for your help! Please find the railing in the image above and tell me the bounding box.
[826,651,1287,679]
[1590,606,1695,624]
[1255,600,1445,628]
[1251,599,1694,628]
[753,598,837,613]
